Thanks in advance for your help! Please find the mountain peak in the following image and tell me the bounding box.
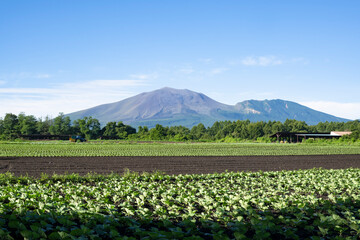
[66,87,349,127]
[155,87,196,94]
[159,86,181,91]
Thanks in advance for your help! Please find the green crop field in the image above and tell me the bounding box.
[1,169,360,239]
[1,142,360,157]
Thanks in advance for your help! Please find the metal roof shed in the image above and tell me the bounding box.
[269,131,350,143]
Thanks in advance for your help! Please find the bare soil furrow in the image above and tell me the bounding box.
[0,155,360,177]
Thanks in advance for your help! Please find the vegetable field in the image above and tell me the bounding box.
[1,142,360,238]
[1,169,360,239]
[1,142,360,157]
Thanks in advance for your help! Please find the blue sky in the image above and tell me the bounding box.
[1,1,359,120]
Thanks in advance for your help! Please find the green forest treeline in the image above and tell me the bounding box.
[0,113,360,141]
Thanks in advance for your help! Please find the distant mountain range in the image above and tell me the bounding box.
[66,87,350,128]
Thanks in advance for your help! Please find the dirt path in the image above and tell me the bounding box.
[0,155,360,177]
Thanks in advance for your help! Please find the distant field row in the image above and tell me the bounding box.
[1,142,360,157]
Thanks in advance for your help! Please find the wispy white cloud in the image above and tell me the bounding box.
[35,74,51,79]
[1,72,52,80]
[241,56,283,66]
[0,80,145,94]
[0,80,147,118]
[62,79,145,89]
[130,73,158,80]
[300,101,360,120]
[198,58,213,63]
[178,68,195,74]
[0,88,61,94]
[210,68,228,75]
[0,80,6,85]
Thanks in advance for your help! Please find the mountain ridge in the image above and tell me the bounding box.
[66,87,350,128]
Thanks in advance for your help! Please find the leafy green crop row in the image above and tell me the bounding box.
[1,168,360,239]
[1,142,360,157]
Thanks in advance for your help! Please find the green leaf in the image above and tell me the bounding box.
[110,229,120,238]
[20,230,39,239]
[234,232,246,240]
[70,228,83,237]
[48,232,61,240]
[8,221,19,229]
[0,229,14,240]
[318,227,328,236]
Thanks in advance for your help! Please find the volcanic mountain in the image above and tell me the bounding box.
[66,87,349,127]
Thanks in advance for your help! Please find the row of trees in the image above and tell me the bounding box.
[0,113,359,141]
[133,119,360,141]
[0,113,136,140]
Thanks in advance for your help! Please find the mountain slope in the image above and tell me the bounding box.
[234,99,348,124]
[66,87,349,127]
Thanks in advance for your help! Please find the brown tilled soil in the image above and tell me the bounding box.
[0,155,360,177]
